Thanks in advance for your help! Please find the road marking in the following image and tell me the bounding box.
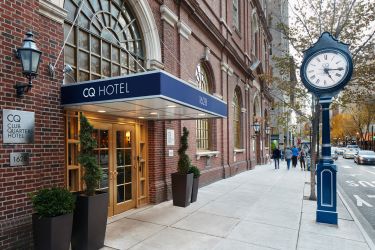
[354,195,373,207]
[372,167,375,169]
[368,195,375,198]
[363,169,375,176]
[342,174,362,177]
[342,165,352,169]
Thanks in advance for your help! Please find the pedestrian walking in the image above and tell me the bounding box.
[292,145,299,168]
[272,147,281,169]
[299,148,306,170]
[284,147,293,170]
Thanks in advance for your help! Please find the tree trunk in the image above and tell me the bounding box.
[309,101,320,201]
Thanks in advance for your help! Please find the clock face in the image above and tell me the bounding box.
[304,50,349,89]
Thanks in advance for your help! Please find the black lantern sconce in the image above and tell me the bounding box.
[265,125,271,135]
[15,32,42,97]
[252,121,261,134]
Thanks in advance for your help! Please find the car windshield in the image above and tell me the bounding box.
[359,151,375,156]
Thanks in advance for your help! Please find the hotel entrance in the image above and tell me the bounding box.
[66,112,148,217]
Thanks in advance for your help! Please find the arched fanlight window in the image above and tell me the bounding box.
[233,88,242,148]
[64,0,145,83]
[195,63,211,150]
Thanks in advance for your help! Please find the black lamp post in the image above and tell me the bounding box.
[15,32,42,97]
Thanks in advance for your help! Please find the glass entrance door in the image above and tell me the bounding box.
[113,124,136,214]
[90,121,140,216]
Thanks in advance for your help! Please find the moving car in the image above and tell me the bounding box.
[335,147,346,155]
[354,150,375,165]
[343,149,357,159]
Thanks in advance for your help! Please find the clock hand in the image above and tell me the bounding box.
[326,67,344,71]
[323,68,334,80]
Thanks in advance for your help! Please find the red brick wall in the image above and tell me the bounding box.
[0,1,65,248]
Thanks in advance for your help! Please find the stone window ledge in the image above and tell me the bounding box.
[234,148,245,155]
[196,150,220,160]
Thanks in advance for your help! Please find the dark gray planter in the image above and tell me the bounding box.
[171,172,194,207]
[71,191,108,250]
[191,177,199,203]
[32,213,73,250]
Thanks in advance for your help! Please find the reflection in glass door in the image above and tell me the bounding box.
[114,125,136,213]
[91,123,113,216]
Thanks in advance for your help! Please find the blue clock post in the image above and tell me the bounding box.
[300,32,353,225]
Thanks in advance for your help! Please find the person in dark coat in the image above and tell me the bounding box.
[272,147,281,169]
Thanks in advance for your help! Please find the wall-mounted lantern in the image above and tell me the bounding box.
[252,121,260,134]
[265,125,271,135]
[15,32,42,97]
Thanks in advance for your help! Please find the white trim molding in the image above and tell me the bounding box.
[177,21,192,39]
[160,5,178,27]
[221,62,229,72]
[234,148,246,155]
[241,108,247,113]
[130,0,163,70]
[39,0,67,24]
[227,67,234,76]
[196,151,220,160]
[245,84,250,91]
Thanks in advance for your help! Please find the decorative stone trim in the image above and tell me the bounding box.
[148,59,165,70]
[219,18,233,35]
[39,0,67,24]
[234,148,245,155]
[213,93,223,100]
[221,62,229,72]
[227,67,234,76]
[196,150,220,160]
[241,108,247,113]
[245,84,250,91]
[203,47,211,61]
[177,21,192,39]
[160,5,178,27]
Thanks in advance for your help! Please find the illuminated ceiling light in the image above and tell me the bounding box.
[198,113,206,116]
[138,116,145,119]
[98,110,106,113]
[167,105,176,108]
[150,112,158,115]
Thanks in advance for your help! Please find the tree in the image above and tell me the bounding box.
[268,0,375,200]
[331,113,356,143]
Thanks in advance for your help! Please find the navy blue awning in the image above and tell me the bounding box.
[61,70,227,120]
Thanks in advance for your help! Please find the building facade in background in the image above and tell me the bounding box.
[0,0,273,248]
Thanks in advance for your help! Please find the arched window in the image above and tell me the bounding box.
[252,11,259,57]
[64,0,145,83]
[233,88,242,149]
[233,0,240,30]
[195,63,211,150]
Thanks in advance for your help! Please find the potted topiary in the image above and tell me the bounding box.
[171,127,194,207]
[31,187,75,250]
[189,165,201,203]
[71,114,108,250]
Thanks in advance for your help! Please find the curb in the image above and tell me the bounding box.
[338,190,375,250]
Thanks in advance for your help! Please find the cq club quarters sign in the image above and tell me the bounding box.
[2,109,35,144]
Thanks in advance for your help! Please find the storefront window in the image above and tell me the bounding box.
[64,0,144,83]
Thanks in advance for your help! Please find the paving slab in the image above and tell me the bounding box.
[172,211,240,237]
[213,238,277,250]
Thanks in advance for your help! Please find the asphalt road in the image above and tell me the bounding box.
[337,156,375,243]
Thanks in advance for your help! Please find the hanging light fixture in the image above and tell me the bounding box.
[15,32,42,97]
[252,121,260,133]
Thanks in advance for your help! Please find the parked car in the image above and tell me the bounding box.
[343,149,357,159]
[354,150,375,165]
[346,145,359,151]
[335,147,346,155]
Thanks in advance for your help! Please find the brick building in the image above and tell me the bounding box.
[0,0,273,248]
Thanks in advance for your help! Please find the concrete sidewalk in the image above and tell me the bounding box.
[102,162,373,250]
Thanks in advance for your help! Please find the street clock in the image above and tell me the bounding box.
[300,32,353,97]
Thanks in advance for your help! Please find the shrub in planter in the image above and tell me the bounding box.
[171,127,194,207]
[189,165,201,203]
[71,114,108,250]
[31,187,75,250]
